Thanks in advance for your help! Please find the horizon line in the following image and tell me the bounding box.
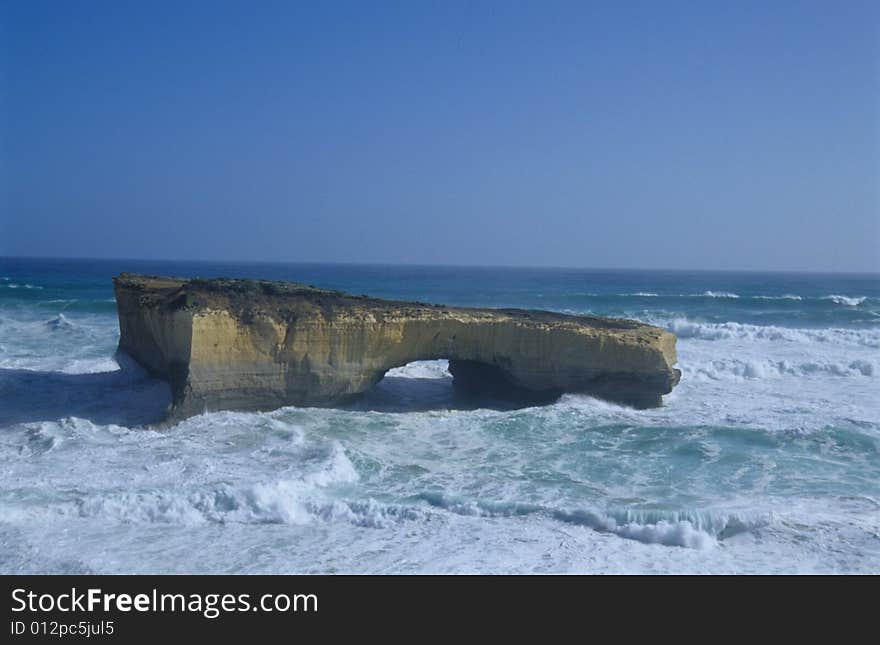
[1,253,879,277]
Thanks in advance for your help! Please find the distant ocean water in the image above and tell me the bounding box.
[1,257,878,573]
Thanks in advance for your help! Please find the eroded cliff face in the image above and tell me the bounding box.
[114,273,681,420]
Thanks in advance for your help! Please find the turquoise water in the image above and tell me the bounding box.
[1,258,878,573]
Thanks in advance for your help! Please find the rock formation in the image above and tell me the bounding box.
[114,273,681,420]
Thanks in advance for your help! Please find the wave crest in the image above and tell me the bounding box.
[73,442,359,526]
[417,493,769,549]
[823,295,866,307]
[663,318,880,348]
[688,357,874,380]
[701,291,739,298]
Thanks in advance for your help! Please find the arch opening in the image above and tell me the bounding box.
[351,359,562,413]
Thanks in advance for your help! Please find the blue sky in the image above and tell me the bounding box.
[2,1,878,271]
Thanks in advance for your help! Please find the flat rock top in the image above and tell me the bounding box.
[114,272,656,334]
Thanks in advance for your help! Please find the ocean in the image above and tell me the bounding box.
[1,257,878,573]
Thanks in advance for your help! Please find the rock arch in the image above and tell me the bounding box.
[114,274,681,421]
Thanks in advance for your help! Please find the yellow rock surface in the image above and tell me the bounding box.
[114,273,681,420]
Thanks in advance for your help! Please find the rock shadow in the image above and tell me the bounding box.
[346,372,561,414]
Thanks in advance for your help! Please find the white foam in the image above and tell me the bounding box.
[0,311,121,374]
[60,357,123,374]
[701,291,739,298]
[660,317,880,348]
[45,313,75,331]
[0,356,122,374]
[385,359,451,379]
[614,520,714,548]
[553,509,717,549]
[312,498,429,528]
[14,428,362,527]
[823,295,866,307]
[754,294,803,300]
[416,494,775,549]
[590,292,872,304]
[688,357,875,380]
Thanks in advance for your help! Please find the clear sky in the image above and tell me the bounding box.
[2,1,878,272]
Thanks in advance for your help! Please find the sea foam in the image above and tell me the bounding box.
[823,295,866,307]
[416,492,772,549]
[660,318,880,348]
[701,291,740,298]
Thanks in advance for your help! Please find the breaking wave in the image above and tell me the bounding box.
[823,295,866,307]
[45,313,76,331]
[606,292,870,305]
[701,291,739,299]
[687,357,874,380]
[661,318,880,348]
[417,493,771,549]
[754,294,803,301]
[13,439,361,526]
